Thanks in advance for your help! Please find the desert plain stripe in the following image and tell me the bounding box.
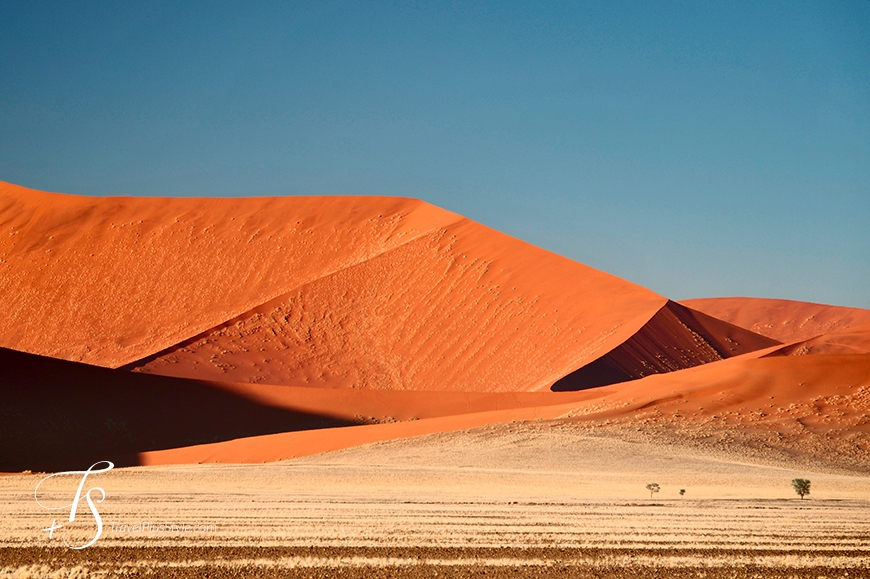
[22,554,867,569]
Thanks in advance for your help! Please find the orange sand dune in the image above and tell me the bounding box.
[4,182,861,469]
[123,235,771,391]
[0,345,598,472]
[2,181,773,392]
[764,321,870,356]
[681,297,870,343]
[567,353,870,426]
[140,353,870,466]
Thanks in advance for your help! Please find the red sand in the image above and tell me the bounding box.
[681,297,870,343]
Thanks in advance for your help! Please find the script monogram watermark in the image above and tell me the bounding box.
[34,461,114,549]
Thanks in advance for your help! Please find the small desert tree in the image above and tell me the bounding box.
[646,483,660,498]
[679,489,686,497]
[791,478,811,499]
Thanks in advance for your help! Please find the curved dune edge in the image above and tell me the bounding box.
[681,296,870,343]
[122,222,665,391]
[202,382,605,421]
[139,353,870,469]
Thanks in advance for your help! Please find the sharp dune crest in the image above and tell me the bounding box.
[552,300,779,390]
[123,220,668,392]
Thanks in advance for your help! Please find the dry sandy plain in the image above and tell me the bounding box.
[2,181,869,578]
[2,423,870,578]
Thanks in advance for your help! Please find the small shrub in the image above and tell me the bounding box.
[791,478,811,499]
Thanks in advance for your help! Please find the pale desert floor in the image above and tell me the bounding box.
[2,422,869,578]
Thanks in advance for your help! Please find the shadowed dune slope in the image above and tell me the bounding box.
[0,347,359,472]
[681,297,870,343]
[139,353,870,467]
[552,300,779,390]
[0,345,597,472]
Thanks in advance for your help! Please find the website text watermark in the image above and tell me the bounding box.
[108,521,217,534]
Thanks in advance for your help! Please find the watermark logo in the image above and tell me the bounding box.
[34,461,114,549]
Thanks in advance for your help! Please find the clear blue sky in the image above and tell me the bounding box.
[2,1,868,308]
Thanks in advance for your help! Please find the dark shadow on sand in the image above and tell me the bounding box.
[0,347,358,472]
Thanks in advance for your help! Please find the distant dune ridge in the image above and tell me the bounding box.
[1,180,869,471]
[681,296,870,343]
[763,321,870,357]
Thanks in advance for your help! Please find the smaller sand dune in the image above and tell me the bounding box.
[139,353,870,473]
[562,353,870,474]
[681,296,870,342]
[764,321,870,356]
